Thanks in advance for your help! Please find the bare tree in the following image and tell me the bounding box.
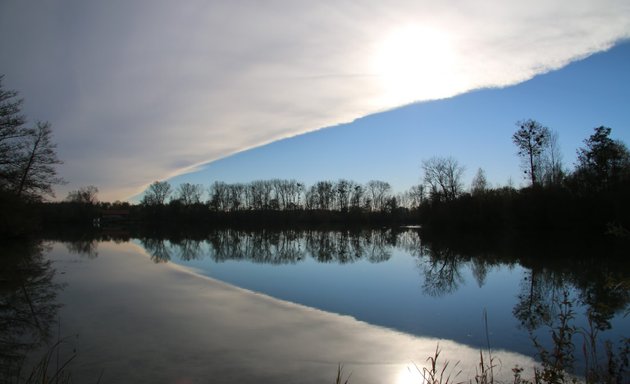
[307,181,334,210]
[366,180,392,211]
[226,183,245,211]
[176,182,204,205]
[1,78,63,200]
[407,184,425,208]
[334,179,354,211]
[0,76,29,187]
[512,119,550,187]
[15,122,64,199]
[422,156,465,201]
[66,185,99,204]
[141,180,172,206]
[540,131,564,187]
[471,168,488,196]
[208,181,229,211]
[349,184,364,210]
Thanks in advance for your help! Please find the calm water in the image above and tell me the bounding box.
[2,228,629,383]
[137,229,630,355]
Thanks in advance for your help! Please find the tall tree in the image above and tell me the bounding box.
[175,182,204,206]
[470,168,488,196]
[406,184,425,208]
[14,122,64,199]
[366,180,392,212]
[422,156,465,201]
[540,131,564,187]
[66,185,99,204]
[141,180,172,206]
[575,126,630,191]
[512,119,550,187]
[0,76,29,189]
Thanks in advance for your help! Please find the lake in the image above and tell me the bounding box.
[2,228,629,383]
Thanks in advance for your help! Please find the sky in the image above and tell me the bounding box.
[1,1,629,201]
[169,41,630,197]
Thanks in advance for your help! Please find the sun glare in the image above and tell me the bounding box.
[373,25,458,106]
[395,364,423,384]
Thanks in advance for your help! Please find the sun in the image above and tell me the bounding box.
[373,25,458,106]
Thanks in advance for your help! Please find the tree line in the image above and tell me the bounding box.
[139,178,422,212]
[418,119,630,233]
[2,76,630,236]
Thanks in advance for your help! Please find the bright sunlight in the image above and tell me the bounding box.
[373,25,459,106]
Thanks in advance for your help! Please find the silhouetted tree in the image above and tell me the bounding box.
[14,122,64,199]
[541,131,564,187]
[334,179,353,211]
[513,119,550,187]
[349,184,365,210]
[65,185,99,204]
[0,76,29,190]
[306,181,334,210]
[574,126,630,192]
[208,181,229,211]
[141,180,172,206]
[226,183,245,211]
[471,168,488,196]
[175,182,204,205]
[406,184,425,208]
[366,180,392,212]
[422,156,465,201]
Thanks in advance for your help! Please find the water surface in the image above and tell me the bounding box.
[3,228,628,383]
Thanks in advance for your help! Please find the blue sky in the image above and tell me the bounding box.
[170,42,630,194]
[1,1,629,201]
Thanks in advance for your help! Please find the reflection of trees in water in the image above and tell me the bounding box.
[172,238,203,261]
[134,229,630,332]
[573,267,630,331]
[0,241,62,380]
[64,239,99,259]
[417,246,464,297]
[141,238,172,263]
[206,229,306,264]
[138,229,399,265]
[412,233,630,333]
[513,267,565,331]
[512,261,630,335]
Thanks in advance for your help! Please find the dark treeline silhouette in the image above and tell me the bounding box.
[38,121,628,236]
[33,178,421,232]
[419,123,630,234]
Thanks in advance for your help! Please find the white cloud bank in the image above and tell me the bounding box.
[1,1,629,200]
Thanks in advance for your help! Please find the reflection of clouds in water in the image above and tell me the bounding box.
[48,241,536,383]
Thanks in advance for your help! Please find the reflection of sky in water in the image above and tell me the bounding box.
[47,241,538,384]
[138,236,629,364]
[168,246,533,354]
[44,235,629,383]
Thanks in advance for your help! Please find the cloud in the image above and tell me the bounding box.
[1,1,629,201]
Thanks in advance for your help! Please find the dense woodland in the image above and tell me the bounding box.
[2,77,630,238]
